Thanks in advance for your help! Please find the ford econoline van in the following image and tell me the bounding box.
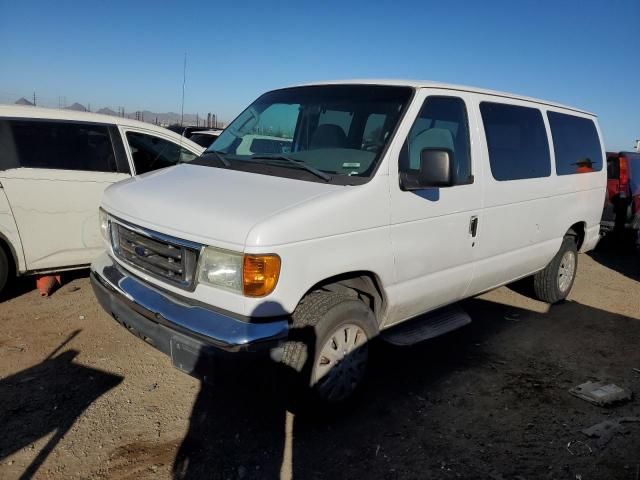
[91,81,606,403]
[0,106,204,294]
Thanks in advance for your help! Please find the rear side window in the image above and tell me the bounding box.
[0,119,117,172]
[126,131,198,175]
[480,102,551,181]
[547,112,602,175]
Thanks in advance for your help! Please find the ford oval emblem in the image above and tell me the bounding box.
[134,245,146,257]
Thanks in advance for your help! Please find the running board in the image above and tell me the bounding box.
[381,304,471,346]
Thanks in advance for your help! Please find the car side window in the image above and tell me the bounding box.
[399,96,472,185]
[0,119,117,172]
[480,102,551,181]
[126,131,197,175]
[547,111,602,175]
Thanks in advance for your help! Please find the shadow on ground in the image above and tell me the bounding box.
[173,298,640,479]
[589,233,640,282]
[0,331,123,479]
[0,269,90,303]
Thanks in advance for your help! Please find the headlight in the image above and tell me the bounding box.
[198,247,281,297]
[198,247,243,293]
[99,208,110,241]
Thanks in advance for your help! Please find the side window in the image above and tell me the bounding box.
[0,119,117,172]
[400,96,472,184]
[126,131,196,175]
[480,102,551,181]
[547,112,602,175]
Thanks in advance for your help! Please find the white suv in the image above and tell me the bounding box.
[0,106,204,293]
[92,81,606,403]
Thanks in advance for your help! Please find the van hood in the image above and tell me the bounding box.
[102,164,343,249]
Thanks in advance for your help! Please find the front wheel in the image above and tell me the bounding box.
[281,291,377,404]
[533,236,578,303]
[0,247,9,296]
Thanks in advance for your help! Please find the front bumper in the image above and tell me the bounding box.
[90,253,289,376]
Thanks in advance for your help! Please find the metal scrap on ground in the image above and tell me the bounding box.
[582,417,640,447]
[569,381,632,406]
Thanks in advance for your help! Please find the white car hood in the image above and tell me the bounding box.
[102,164,342,249]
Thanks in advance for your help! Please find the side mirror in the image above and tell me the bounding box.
[400,148,454,190]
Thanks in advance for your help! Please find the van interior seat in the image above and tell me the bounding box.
[309,124,347,150]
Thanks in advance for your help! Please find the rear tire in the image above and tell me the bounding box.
[281,291,377,404]
[533,236,578,303]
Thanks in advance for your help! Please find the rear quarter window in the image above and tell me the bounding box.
[480,102,551,181]
[547,112,602,175]
[0,119,117,172]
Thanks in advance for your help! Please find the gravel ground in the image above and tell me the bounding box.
[0,240,639,480]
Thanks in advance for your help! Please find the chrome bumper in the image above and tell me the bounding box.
[91,253,289,369]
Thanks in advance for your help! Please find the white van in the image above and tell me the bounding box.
[92,81,605,402]
[0,106,204,293]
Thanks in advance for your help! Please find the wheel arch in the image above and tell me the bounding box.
[0,231,19,277]
[567,221,586,250]
[302,271,387,328]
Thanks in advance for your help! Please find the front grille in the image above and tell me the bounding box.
[111,222,200,290]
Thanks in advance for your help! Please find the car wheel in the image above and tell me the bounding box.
[533,236,578,304]
[281,290,377,404]
[0,247,9,295]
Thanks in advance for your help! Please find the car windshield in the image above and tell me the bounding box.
[192,85,413,184]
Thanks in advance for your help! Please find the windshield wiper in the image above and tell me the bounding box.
[250,154,331,182]
[192,150,230,167]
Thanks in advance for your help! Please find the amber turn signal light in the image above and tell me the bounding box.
[243,254,281,297]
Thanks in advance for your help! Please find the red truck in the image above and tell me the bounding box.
[602,151,640,245]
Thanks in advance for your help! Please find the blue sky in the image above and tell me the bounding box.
[1,0,638,150]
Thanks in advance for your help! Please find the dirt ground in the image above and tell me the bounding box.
[1,239,639,480]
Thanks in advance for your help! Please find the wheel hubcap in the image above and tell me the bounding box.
[557,250,576,293]
[314,323,368,402]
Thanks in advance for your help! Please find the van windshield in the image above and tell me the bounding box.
[192,85,413,184]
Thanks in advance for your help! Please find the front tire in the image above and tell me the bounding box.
[533,236,578,303]
[0,247,9,295]
[281,291,377,404]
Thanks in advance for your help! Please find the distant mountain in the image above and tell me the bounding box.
[121,110,215,127]
[15,97,34,106]
[96,107,117,116]
[65,102,87,112]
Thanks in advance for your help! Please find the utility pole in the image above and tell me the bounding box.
[180,52,187,126]
[33,92,36,106]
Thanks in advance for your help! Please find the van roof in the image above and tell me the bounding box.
[290,79,595,116]
[0,104,205,151]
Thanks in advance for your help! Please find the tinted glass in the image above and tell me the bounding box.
[547,112,602,175]
[0,119,117,172]
[126,132,197,175]
[203,85,413,183]
[400,96,472,184]
[189,133,218,148]
[480,102,551,181]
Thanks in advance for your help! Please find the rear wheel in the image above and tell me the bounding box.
[533,236,578,303]
[281,291,377,404]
